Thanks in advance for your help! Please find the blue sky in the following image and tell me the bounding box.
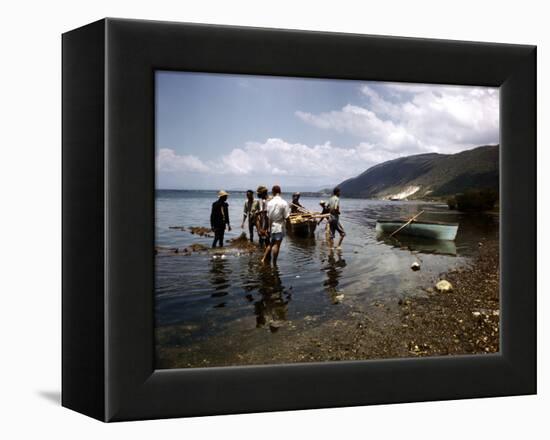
[156,71,499,190]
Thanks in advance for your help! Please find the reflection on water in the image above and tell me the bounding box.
[254,266,289,331]
[321,248,347,304]
[376,233,458,256]
[155,191,499,347]
[209,258,230,304]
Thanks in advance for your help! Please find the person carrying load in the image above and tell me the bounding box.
[327,187,345,249]
[241,189,259,242]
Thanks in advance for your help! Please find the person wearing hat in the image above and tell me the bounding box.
[210,190,231,248]
[241,190,259,242]
[255,185,270,248]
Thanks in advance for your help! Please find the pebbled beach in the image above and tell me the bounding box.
[156,236,499,368]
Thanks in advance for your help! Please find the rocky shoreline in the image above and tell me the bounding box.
[156,238,499,368]
[390,240,500,357]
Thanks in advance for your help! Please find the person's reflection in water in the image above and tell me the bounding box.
[209,256,230,306]
[241,257,260,303]
[322,247,347,304]
[254,265,289,332]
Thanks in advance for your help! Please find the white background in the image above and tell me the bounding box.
[1,0,546,437]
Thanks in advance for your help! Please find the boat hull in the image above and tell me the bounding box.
[286,219,317,238]
[375,220,458,241]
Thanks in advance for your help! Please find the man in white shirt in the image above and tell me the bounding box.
[261,185,290,265]
[327,187,345,249]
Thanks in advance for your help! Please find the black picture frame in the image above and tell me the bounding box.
[62,18,536,422]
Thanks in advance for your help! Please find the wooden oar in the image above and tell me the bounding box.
[290,202,312,215]
[290,213,330,219]
[389,210,425,237]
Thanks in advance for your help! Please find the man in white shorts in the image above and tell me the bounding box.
[261,185,290,265]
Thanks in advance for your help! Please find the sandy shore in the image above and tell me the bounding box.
[156,238,499,368]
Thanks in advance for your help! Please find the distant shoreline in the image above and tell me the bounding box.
[156,188,328,195]
[155,189,501,209]
[155,188,447,203]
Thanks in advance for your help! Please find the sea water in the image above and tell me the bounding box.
[155,189,498,346]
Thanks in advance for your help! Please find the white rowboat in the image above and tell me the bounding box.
[375,219,459,241]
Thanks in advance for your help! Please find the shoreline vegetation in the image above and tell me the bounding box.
[156,234,499,369]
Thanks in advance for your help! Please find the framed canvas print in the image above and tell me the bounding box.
[62,18,536,422]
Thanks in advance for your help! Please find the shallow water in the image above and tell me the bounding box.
[155,190,499,347]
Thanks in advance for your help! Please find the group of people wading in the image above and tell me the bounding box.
[210,185,345,265]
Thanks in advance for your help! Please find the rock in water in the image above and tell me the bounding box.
[435,280,453,293]
[189,243,208,252]
[411,262,421,271]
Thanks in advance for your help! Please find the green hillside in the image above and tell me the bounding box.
[338,145,499,199]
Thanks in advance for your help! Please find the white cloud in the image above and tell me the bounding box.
[296,83,499,155]
[296,105,424,155]
[157,148,209,173]
[157,138,405,187]
[157,82,499,188]
[220,138,378,179]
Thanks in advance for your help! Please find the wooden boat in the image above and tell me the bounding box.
[375,219,459,241]
[286,214,318,238]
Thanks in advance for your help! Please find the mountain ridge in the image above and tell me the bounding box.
[337,144,499,199]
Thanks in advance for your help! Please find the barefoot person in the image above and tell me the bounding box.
[318,200,331,239]
[255,186,270,248]
[261,185,290,265]
[290,192,303,213]
[327,187,345,249]
[241,190,258,242]
[210,190,231,248]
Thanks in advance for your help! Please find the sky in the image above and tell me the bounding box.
[156,71,499,191]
